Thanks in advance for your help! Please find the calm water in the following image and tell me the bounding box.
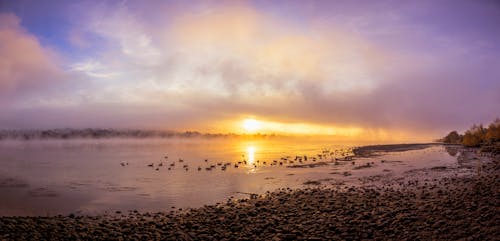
[0,138,458,216]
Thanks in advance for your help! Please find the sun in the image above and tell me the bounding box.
[242,118,261,133]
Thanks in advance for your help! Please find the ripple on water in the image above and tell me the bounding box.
[101,186,138,192]
[28,187,58,197]
[0,177,29,188]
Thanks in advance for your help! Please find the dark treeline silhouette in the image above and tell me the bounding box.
[441,118,500,154]
[0,129,276,140]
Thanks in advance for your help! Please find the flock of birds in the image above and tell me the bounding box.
[119,148,357,172]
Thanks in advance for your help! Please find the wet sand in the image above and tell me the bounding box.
[1,147,498,240]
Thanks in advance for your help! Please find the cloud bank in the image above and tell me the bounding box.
[0,1,499,140]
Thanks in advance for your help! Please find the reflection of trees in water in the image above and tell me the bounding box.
[445,146,459,157]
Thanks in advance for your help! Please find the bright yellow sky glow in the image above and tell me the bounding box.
[236,118,362,136]
[243,118,261,133]
[204,117,431,142]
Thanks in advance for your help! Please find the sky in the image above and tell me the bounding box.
[0,0,499,140]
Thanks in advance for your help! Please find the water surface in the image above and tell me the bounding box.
[0,138,458,216]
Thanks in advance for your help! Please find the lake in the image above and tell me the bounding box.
[0,137,459,216]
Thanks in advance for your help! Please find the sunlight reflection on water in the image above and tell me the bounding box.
[247,146,256,172]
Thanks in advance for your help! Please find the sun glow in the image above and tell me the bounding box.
[235,118,362,136]
[243,118,261,133]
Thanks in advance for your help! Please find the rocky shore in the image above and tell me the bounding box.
[1,151,499,240]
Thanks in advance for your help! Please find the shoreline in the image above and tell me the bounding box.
[352,143,440,157]
[1,147,499,240]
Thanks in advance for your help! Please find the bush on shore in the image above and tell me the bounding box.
[441,118,500,153]
[441,131,462,144]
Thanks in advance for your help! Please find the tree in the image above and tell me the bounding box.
[485,118,500,143]
[442,131,462,144]
[462,124,486,147]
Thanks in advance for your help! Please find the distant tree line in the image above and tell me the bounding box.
[441,118,500,154]
[0,129,274,140]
